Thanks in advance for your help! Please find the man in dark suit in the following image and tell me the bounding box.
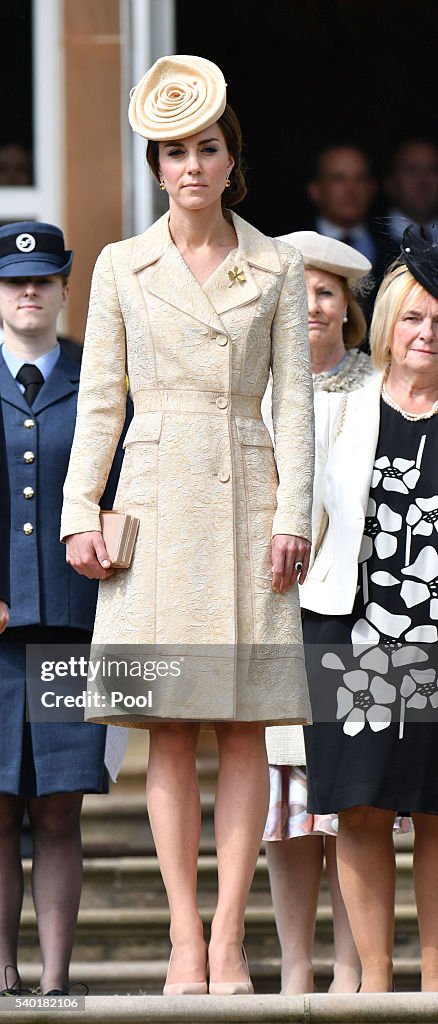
[304,143,390,324]
[376,138,438,276]
[306,145,380,261]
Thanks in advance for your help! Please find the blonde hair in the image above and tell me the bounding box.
[370,265,430,370]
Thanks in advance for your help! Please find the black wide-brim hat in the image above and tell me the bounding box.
[0,220,73,278]
[401,223,438,300]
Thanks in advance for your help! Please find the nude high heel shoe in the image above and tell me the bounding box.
[163,950,208,996]
[209,947,254,996]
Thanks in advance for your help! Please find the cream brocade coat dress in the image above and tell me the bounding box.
[61,211,314,727]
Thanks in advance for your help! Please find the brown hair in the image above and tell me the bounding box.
[341,280,367,349]
[146,103,247,208]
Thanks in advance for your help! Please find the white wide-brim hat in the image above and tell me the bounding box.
[128,54,227,141]
[278,230,371,286]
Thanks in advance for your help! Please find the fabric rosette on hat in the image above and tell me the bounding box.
[128,54,227,141]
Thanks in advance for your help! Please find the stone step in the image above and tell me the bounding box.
[19,853,418,911]
[80,787,416,857]
[18,956,422,996]
[17,904,420,965]
[80,787,217,856]
[1,993,438,1023]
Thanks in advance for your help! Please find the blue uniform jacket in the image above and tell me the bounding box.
[0,346,131,629]
[0,402,10,604]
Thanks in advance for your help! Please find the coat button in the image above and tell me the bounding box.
[23,418,35,429]
[218,470,230,483]
[216,335,228,346]
[23,451,35,463]
[216,396,228,410]
[23,522,34,535]
[23,486,34,499]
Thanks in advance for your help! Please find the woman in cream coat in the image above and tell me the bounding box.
[61,56,314,995]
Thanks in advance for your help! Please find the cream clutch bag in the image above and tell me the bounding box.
[99,511,139,569]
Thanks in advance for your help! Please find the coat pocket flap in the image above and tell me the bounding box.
[235,415,273,448]
[123,411,163,447]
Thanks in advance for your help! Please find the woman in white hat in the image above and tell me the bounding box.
[60,56,315,995]
[263,232,375,994]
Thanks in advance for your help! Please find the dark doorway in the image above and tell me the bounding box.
[0,0,33,184]
[177,0,437,235]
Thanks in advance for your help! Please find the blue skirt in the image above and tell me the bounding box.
[0,627,108,797]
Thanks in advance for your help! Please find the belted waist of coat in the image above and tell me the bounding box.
[133,388,262,418]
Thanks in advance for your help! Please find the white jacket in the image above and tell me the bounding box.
[265,372,384,765]
[301,372,384,614]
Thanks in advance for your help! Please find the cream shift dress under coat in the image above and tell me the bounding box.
[61,212,314,726]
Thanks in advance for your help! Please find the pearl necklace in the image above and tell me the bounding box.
[382,383,438,421]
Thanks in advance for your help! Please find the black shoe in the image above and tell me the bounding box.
[0,966,21,997]
[43,983,89,997]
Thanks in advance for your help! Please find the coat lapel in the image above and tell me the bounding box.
[335,373,383,514]
[131,212,225,333]
[0,353,33,414]
[0,348,79,416]
[138,246,226,334]
[202,213,284,317]
[130,210,284,331]
[31,349,79,413]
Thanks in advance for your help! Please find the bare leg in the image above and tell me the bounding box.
[412,812,438,991]
[0,795,25,987]
[146,723,206,984]
[28,792,83,993]
[208,723,268,984]
[266,834,323,993]
[336,806,396,992]
[325,835,361,992]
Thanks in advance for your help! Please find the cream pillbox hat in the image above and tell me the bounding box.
[277,230,371,286]
[128,54,227,141]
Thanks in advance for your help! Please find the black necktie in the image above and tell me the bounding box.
[16,363,44,406]
[340,234,355,248]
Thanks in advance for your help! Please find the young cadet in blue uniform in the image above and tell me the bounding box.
[0,400,10,631]
[0,222,129,997]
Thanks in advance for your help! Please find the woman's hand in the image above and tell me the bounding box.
[271,534,311,594]
[0,601,9,634]
[66,531,114,580]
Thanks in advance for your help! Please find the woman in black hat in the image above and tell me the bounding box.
[300,225,438,992]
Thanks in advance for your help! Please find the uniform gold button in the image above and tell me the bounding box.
[23,487,34,499]
[23,418,35,429]
[216,396,228,410]
[216,335,228,346]
[23,522,34,535]
[218,470,230,483]
[23,451,35,463]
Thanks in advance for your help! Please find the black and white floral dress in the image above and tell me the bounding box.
[305,398,438,815]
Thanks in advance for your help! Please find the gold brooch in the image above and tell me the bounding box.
[228,266,246,286]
